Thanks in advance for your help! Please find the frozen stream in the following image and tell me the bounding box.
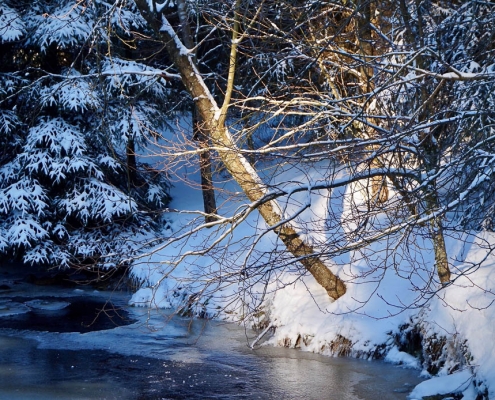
[0,277,424,399]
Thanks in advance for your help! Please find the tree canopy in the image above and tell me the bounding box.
[1,0,495,308]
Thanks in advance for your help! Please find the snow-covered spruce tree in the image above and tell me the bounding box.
[377,0,495,279]
[416,1,495,232]
[0,0,171,270]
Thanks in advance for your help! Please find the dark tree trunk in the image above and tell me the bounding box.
[126,137,139,187]
[193,108,218,223]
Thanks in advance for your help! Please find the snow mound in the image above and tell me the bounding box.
[385,346,421,369]
[408,370,474,400]
[129,286,172,309]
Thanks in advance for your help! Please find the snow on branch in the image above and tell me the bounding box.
[0,4,26,42]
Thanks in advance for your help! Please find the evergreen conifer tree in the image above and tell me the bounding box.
[0,0,171,269]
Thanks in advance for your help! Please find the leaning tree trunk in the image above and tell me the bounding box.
[135,1,346,300]
[427,196,451,284]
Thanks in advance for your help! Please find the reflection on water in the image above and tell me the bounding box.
[0,332,422,400]
[0,281,424,399]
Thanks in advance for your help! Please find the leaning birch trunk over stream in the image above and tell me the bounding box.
[135,1,346,300]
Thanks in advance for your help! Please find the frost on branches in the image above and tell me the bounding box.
[0,0,171,269]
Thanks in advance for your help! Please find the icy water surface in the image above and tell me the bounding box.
[0,272,424,399]
[0,295,134,333]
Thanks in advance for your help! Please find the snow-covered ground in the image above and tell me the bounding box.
[130,127,495,399]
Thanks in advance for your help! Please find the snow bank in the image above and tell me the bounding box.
[409,370,474,400]
[129,138,495,398]
[385,347,421,369]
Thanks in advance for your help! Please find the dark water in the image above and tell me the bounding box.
[0,296,135,333]
[0,330,423,400]
[0,271,424,399]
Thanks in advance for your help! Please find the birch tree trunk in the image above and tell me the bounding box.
[135,1,346,300]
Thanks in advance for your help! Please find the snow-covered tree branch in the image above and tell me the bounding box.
[127,0,495,315]
[2,0,495,339]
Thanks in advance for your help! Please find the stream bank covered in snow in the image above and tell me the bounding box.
[128,148,495,400]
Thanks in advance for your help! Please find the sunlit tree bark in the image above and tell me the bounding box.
[135,0,347,300]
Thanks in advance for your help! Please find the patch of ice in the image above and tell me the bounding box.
[0,300,31,316]
[24,299,70,311]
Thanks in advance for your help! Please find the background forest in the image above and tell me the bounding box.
[1,0,495,398]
